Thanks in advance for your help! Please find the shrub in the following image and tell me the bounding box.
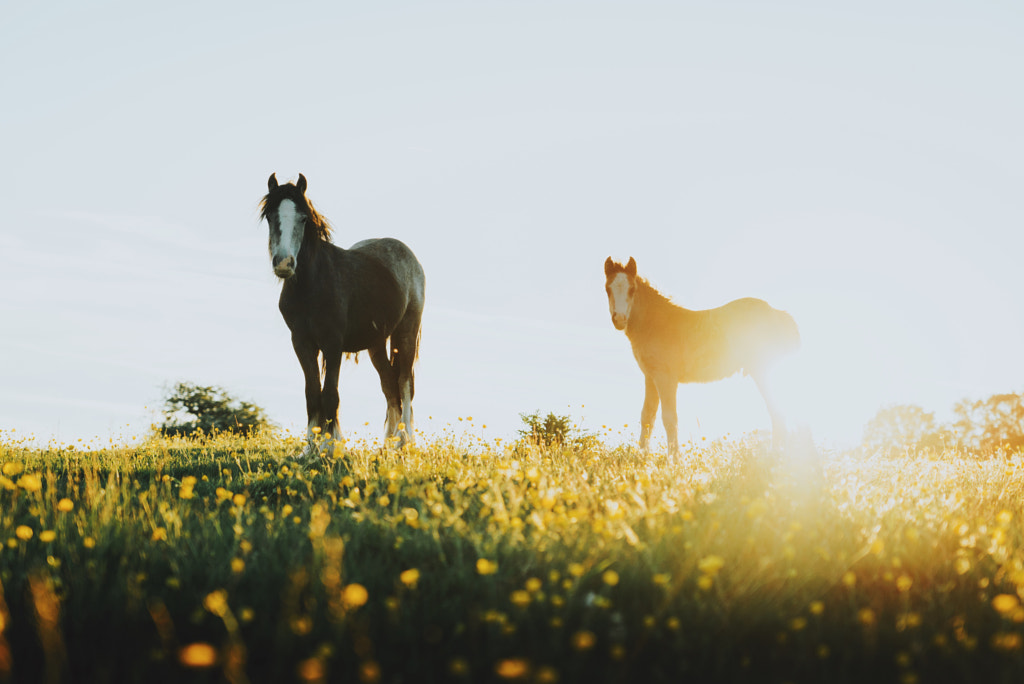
[518,410,598,450]
[156,382,271,438]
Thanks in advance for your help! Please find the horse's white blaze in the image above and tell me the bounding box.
[607,272,633,330]
[272,199,303,274]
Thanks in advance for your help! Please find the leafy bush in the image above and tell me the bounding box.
[861,404,950,455]
[156,382,271,438]
[518,410,598,450]
[954,392,1024,453]
[862,391,1024,455]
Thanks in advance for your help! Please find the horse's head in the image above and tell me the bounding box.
[262,173,311,279]
[604,256,637,330]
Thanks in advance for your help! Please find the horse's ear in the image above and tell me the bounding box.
[296,174,307,194]
[604,257,615,278]
[625,257,637,277]
[268,173,278,191]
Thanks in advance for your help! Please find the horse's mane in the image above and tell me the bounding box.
[259,184,334,243]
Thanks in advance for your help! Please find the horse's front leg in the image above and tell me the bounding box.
[321,350,343,445]
[654,375,679,455]
[292,336,322,455]
[639,375,660,452]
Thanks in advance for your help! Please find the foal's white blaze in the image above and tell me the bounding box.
[607,272,633,330]
[271,199,303,277]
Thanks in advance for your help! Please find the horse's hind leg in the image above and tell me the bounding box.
[368,343,401,444]
[391,312,421,447]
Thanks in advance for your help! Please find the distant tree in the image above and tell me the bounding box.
[518,411,599,451]
[862,404,949,455]
[157,382,270,438]
[953,393,1024,453]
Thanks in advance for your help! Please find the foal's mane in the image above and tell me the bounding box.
[606,259,682,315]
[259,183,334,243]
[634,276,680,313]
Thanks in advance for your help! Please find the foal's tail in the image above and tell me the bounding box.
[764,309,801,367]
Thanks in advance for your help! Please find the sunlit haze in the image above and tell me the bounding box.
[1,2,1021,449]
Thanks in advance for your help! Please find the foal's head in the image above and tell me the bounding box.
[604,256,638,330]
[260,173,332,279]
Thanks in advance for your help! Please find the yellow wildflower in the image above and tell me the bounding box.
[510,590,531,608]
[572,630,596,651]
[15,525,33,541]
[535,665,559,683]
[993,594,1020,615]
[204,589,229,617]
[57,498,74,512]
[17,474,41,492]
[179,642,218,668]
[359,660,381,683]
[495,658,529,679]
[698,555,725,576]
[342,583,369,608]
[400,568,420,587]
[992,632,1023,652]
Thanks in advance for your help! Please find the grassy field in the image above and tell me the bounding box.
[2,429,1024,683]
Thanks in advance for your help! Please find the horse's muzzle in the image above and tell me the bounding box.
[273,256,295,279]
[612,314,627,330]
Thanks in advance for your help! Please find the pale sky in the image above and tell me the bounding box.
[2,2,1022,449]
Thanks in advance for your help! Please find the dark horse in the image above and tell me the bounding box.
[605,257,799,454]
[261,173,425,453]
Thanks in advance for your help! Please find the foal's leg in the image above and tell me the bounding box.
[653,375,679,455]
[752,371,785,450]
[639,375,660,452]
[367,343,402,444]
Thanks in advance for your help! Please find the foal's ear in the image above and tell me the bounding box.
[296,174,307,194]
[625,257,637,277]
[604,257,616,278]
[268,173,278,191]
